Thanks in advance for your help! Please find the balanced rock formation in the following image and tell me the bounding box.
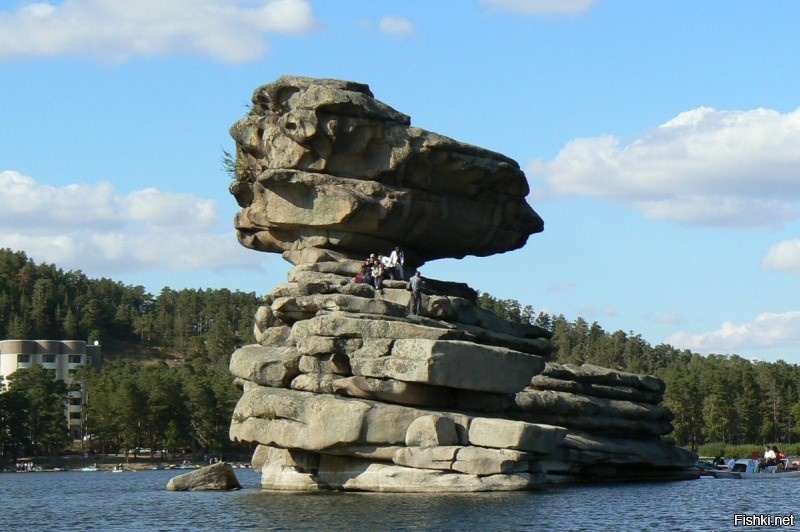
[229,75,543,267]
[227,76,697,492]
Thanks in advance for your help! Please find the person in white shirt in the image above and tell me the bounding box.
[764,445,777,466]
[388,246,405,280]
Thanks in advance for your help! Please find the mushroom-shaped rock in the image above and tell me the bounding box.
[166,462,242,491]
[228,75,543,264]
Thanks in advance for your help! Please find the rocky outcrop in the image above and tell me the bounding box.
[228,75,543,266]
[226,76,697,492]
[166,462,242,491]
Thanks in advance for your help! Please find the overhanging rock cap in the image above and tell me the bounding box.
[229,75,544,265]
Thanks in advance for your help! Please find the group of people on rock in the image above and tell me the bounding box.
[352,246,425,315]
[354,246,406,291]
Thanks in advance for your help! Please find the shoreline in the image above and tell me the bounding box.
[5,454,253,473]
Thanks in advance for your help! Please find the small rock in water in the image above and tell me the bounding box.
[166,462,242,491]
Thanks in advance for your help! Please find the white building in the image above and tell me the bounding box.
[0,339,102,440]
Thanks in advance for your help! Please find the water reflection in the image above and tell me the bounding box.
[236,490,538,531]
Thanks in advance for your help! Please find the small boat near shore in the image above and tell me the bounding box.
[704,458,800,479]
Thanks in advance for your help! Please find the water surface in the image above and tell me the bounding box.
[1,470,797,531]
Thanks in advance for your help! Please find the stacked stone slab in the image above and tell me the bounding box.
[230,269,567,491]
[512,363,694,482]
[226,76,697,491]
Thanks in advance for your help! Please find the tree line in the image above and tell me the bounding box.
[78,358,245,459]
[478,293,800,450]
[0,248,258,360]
[0,248,259,460]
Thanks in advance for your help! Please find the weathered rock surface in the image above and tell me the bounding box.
[229,75,543,264]
[514,363,676,438]
[532,363,666,400]
[332,376,452,407]
[166,462,242,491]
[226,76,697,492]
[351,339,543,394]
[404,415,459,447]
[314,455,537,493]
[393,446,533,475]
[229,345,301,388]
[468,418,567,454]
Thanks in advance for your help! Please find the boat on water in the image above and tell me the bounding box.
[704,458,800,479]
[699,469,741,479]
[81,466,99,472]
[111,464,125,473]
[693,458,738,479]
[15,459,40,472]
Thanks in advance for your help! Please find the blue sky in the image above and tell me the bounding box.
[3,0,800,363]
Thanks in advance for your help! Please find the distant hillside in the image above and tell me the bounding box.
[0,248,260,363]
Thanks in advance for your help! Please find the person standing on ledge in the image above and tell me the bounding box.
[408,271,423,315]
[389,246,405,280]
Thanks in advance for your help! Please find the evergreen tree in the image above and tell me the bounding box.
[6,365,69,455]
[0,387,29,462]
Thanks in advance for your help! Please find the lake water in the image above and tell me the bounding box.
[1,469,798,531]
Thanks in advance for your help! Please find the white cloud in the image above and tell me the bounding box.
[656,313,684,325]
[0,170,260,274]
[548,282,574,292]
[379,15,413,35]
[762,238,800,274]
[87,230,253,270]
[118,188,217,230]
[529,107,800,228]
[0,0,316,63]
[481,0,596,15]
[0,171,118,230]
[665,311,800,353]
